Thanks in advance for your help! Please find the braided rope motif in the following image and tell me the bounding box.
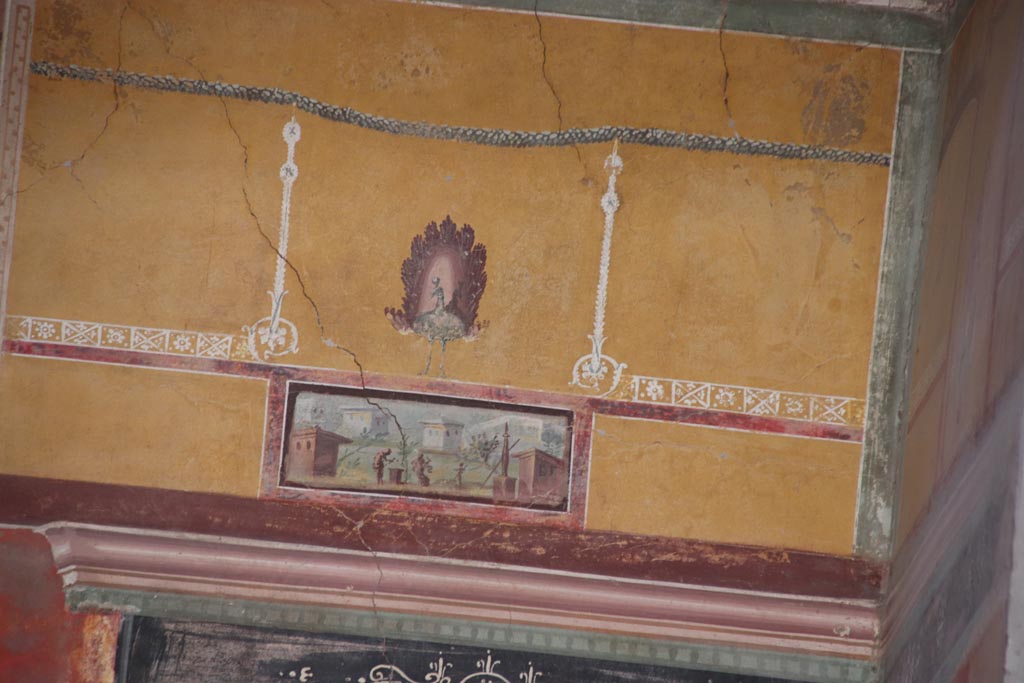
[31,61,890,166]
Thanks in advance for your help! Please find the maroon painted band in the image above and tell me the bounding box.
[0,474,884,601]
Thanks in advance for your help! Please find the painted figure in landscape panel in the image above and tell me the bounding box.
[283,385,571,510]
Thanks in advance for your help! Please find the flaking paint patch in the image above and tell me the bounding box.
[36,0,98,64]
[0,529,116,682]
[802,66,870,147]
[70,613,120,683]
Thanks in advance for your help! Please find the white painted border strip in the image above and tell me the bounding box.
[6,314,255,361]
[615,374,866,427]
[6,314,864,427]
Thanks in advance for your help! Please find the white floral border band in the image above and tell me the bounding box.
[6,315,864,427]
[609,374,865,427]
[6,315,256,362]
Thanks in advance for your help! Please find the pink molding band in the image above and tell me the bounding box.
[41,523,879,659]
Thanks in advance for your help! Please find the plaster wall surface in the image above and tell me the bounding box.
[3,1,1018,681]
[588,415,861,554]
[0,0,901,555]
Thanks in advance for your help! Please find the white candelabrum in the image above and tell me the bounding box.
[245,117,302,360]
[570,142,626,395]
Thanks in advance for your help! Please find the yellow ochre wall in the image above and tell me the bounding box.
[0,0,900,555]
[588,416,861,554]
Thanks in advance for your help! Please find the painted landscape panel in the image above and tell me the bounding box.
[281,384,573,510]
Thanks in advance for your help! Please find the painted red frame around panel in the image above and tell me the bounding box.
[259,374,595,528]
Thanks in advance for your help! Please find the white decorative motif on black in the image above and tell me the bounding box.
[364,651,542,683]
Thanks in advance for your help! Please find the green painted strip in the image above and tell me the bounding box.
[424,0,946,50]
[855,50,947,559]
[67,587,876,682]
[722,0,940,50]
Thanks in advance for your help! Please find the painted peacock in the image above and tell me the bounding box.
[385,216,488,376]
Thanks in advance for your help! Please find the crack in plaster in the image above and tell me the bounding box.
[227,136,412,466]
[532,1,563,134]
[17,2,131,204]
[319,505,392,665]
[717,1,738,136]
[64,3,128,179]
[128,0,250,175]
[395,518,432,557]
[532,0,587,172]
[128,0,413,460]
[66,168,102,209]
[3,175,48,205]
[223,110,408,671]
[438,527,498,558]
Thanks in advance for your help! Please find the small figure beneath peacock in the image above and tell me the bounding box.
[385,216,488,377]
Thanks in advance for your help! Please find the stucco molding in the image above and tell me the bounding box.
[854,49,947,559]
[0,0,35,362]
[39,522,879,663]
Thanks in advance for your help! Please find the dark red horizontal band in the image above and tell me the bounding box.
[0,474,883,601]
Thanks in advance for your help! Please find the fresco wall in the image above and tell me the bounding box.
[7,0,1023,681]
[0,0,901,558]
